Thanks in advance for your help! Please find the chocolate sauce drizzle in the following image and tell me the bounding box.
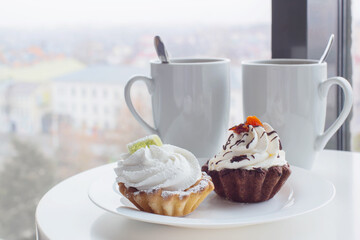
[229,133,248,149]
[270,136,278,142]
[279,140,283,150]
[246,137,254,149]
[267,130,277,136]
[223,151,232,157]
[230,140,244,149]
[230,155,250,163]
[260,132,266,138]
[223,133,234,150]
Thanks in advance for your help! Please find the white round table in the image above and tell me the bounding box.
[36,150,360,240]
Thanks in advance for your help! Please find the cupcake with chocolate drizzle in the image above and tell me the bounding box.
[202,116,291,203]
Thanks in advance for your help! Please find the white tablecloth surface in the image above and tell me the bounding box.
[36,150,360,240]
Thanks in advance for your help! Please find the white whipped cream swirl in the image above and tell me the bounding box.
[114,144,201,191]
[208,123,287,171]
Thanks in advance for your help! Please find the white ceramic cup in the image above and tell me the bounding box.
[242,59,353,169]
[124,58,230,158]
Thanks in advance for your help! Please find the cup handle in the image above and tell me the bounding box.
[124,75,158,135]
[315,77,353,151]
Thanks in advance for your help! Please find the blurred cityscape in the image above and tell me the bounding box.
[351,21,360,151]
[0,25,270,239]
[0,25,271,170]
[0,17,359,240]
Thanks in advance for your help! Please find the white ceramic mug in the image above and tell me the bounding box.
[124,58,230,158]
[242,59,353,169]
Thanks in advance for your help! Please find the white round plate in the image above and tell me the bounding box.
[88,164,335,229]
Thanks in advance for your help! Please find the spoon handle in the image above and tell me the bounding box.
[154,36,169,63]
[319,34,335,64]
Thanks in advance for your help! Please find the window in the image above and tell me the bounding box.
[272,0,353,150]
[351,0,360,151]
[0,1,271,239]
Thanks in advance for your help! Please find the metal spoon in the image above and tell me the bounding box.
[154,36,170,63]
[319,34,335,64]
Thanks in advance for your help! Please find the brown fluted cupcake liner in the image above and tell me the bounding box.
[118,172,214,216]
[202,163,291,203]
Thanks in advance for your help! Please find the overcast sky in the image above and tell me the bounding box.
[0,0,358,29]
[0,0,271,28]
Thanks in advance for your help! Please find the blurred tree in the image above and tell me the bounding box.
[0,138,55,240]
[54,125,97,180]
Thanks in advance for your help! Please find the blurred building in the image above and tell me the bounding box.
[52,65,146,132]
[0,58,86,135]
[0,80,51,134]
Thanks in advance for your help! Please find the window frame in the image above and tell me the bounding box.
[271,0,353,150]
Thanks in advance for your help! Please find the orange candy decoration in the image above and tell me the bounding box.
[229,116,263,134]
[245,116,263,127]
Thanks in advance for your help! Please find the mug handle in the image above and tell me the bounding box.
[315,77,353,151]
[124,75,158,135]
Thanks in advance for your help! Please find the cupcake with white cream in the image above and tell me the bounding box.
[114,135,214,216]
[202,116,291,203]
